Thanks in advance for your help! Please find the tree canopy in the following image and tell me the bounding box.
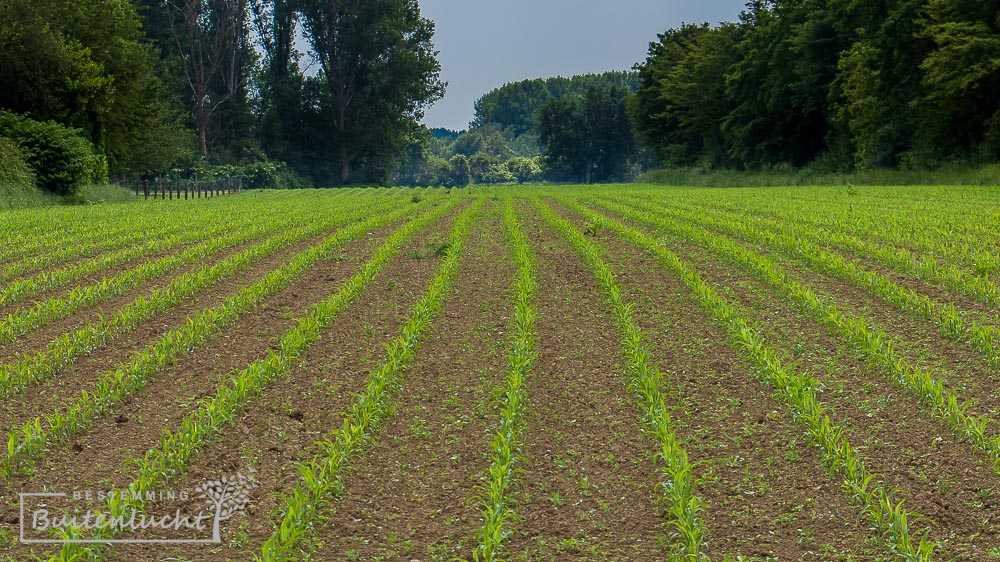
[631,0,1000,172]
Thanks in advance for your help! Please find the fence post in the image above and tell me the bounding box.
[134,178,139,197]
[143,179,149,199]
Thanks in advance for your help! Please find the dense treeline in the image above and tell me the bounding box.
[396,71,646,185]
[0,0,443,194]
[631,0,1000,172]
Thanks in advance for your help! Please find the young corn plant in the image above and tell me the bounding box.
[534,198,707,560]
[561,198,936,560]
[472,199,538,562]
[0,217,289,344]
[620,195,1000,368]
[0,216,245,308]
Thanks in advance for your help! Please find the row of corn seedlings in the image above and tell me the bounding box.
[0,201,431,477]
[534,198,708,560]
[471,199,538,562]
[0,188,369,285]
[617,196,1000,368]
[0,197,409,401]
[563,199,936,560]
[0,218,294,345]
[256,201,478,561]
[0,217,188,284]
[0,191,414,343]
[0,216,247,308]
[0,192,271,278]
[594,196,1000,470]
[676,197,1000,309]
[0,205,177,268]
[678,192,999,277]
[46,199,463,561]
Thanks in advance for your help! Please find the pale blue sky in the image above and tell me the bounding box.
[418,0,748,131]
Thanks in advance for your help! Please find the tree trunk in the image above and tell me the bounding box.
[199,124,208,157]
[338,104,350,184]
[340,149,350,184]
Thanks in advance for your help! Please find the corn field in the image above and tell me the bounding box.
[1,184,999,561]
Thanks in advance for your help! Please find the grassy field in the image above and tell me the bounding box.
[0,184,999,561]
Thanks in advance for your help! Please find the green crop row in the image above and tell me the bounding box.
[257,201,479,561]
[472,199,538,562]
[0,219,185,284]
[0,194,259,277]
[0,197,407,401]
[0,200,428,477]
[677,192,1000,276]
[679,198,1000,310]
[565,199,935,560]
[0,219,287,344]
[46,199,459,562]
[536,198,707,559]
[598,196,1000,472]
[0,216,243,308]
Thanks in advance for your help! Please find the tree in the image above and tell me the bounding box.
[916,0,1000,161]
[251,0,303,163]
[630,23,740,167]
[447,154,470,186]
[298,0,445,184]
[0,0,191,174]
[167,0,251,157]
[538,85,636,183]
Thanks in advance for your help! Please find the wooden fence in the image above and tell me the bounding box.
[115,177,244,200]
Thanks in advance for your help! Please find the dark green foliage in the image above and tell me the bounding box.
[630,23,740,167]
[0,137,35,190]
[472,71,639,136]
[632,0,1000,172]
[0,0,190,175]
[447,155,471,187]
[298,0,445,184]
[538,85,636,183]
[0,111,104,196]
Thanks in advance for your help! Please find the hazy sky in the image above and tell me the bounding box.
[417,0,749,131]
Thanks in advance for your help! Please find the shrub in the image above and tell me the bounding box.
[0,137,35,189]
[482,163,517,184]
[506,156,543,183]
[0,111,104,196]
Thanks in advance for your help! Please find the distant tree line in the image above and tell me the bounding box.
[395,71,649,185]
[631,0,1000,172]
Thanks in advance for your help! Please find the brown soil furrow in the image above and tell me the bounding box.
[0,232,237,320]
[501,201,665,562]
[2,211,455,561]
[0,234,267,365]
